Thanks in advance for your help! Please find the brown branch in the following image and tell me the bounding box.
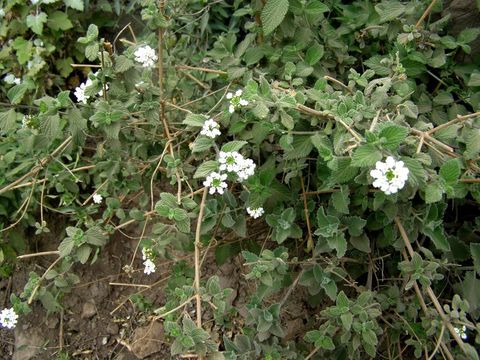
[415,0,438,29]
[194,188,208,329]
[175,65,227,75]
[427,112,480,135]
[300,176,314,251]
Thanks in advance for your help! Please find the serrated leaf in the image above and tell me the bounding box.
[305,42,324,65]
[251,102,269,119]
[27,12,48,35]
[401,157,426,187]
[378,124,408,150]
[458,28,480,44]
[115,55,134,73]
[331,187,350,214]
[422,225,450,252]
[425,182,443,204]
[192,137,214,153]
[64,0,84,11]
[375,1,405,22]
[47,11,73,31]
[464,128,480,160]
[284,136,314,160]
[351,144,382,167]
[85,42,99,61]
[0,109,18,133]
[468,71,480,87]
[221,140,248,152]
[439,159,460,184]
[471,243,480,275]
[7,83,29,104]
[327,232,347,257]
[261,0,289,36]
[193,160,218,179]
[183,113,207,127]
[305,1,330,16]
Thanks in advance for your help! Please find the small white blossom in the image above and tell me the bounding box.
[92,194,103,204]
[0,8,5,17]
[74,74,108,104]
[31,0,40,5]
[246,207,264,219]
[226,89,249,113]
[22,115,33,129]
[143,258,156,275]
[0,308,18,329]
[4,74,21,85]
[134,45,158,68]
[236,157,256,181]
[203,172,228,195]
[219,151,243,173]
[370,156,409,195]
[200,119,221,139]
[454,325,467,340]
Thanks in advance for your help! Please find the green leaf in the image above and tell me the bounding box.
[351,144,382,167]
[284,136,314,159]
[58,238,74,258]
[331,186,350,214]
[439,159,460,184]
[375,1,405,22]
[194,160,218,179]
[114,55,134,73]
[76,245,92,264]
[468,71,480,87]
[464,129,480,160]
[305,1,330,16]
[470,243,480,275]
[305,42,324,65]
[221,140,248,152]
[0,109,18,133]
[84,227,107,246]
[183,113,207,127]
[458,28,480,44]
[402,157,426,187]
[192,137,214,153]
[327,232,347,257]
[261,0,289,36]
[7,84,29,104]
[85,42,99,61]
[317,335,335,351]
[422,225,450,252]
[64,0,84,11]
[425,182,443,204]
[433,91,454,105]
[251,102,269,119]
[341,312,353,331]
[47,11,73,31]
[378,124,408,150]
[26,12,48,35]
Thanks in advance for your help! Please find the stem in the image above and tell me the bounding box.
[194,188,208,328]
[415,0,438,29]
[300,176,314,251]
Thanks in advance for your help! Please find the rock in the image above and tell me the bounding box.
[81,301,97,319]
[13,327,45,360]
[106,322,119,335]
[130,322,164,359]
[90,281,109,301]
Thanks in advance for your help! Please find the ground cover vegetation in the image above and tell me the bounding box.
[1,0,480,359]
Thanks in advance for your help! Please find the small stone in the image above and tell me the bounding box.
[106,322,119,335]
[130,322,164,359]
[13,327,44,360]
[81,301,97,319]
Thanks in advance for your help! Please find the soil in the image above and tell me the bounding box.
[0,217,311,360]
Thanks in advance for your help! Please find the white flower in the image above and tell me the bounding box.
[31,0,41,5]
[203,172,228,195]
[200,119,221,139]
[227,89,249,113]
[219,151,242,172]
[0,9,5,17]
[22,115,33,129]
[370,156,409,195]
[134,45,158,68]
[246,207,264,219]
[143,258,156,275]
[74,78,92,104]
[92,194,103,204]
[4,74,21,85]
[0,308,18,329]
[236,157,256,181]
[454,325,467,340]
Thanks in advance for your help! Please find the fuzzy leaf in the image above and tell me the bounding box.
[27,12,48,35]
[261,0,289,36]
[194,160,218,179]
[351,144,382,167]
[378,124,408,150]
[221,140,248,152]
[439,159,460,184]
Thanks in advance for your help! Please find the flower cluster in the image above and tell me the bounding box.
[200,119,221,139]
[73,72,108,104]
[142,248,156,275]
[246,207,264,219]
[0,308,18,329]
[454,325,467,340]
[22,115,34,129]
[4,74,21,85]
[370,156,409,195]
[226,89,249,113]
[92,193,103,204]
[203,172,228,195]
[219,151,256,181]
[134,45,158,68]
